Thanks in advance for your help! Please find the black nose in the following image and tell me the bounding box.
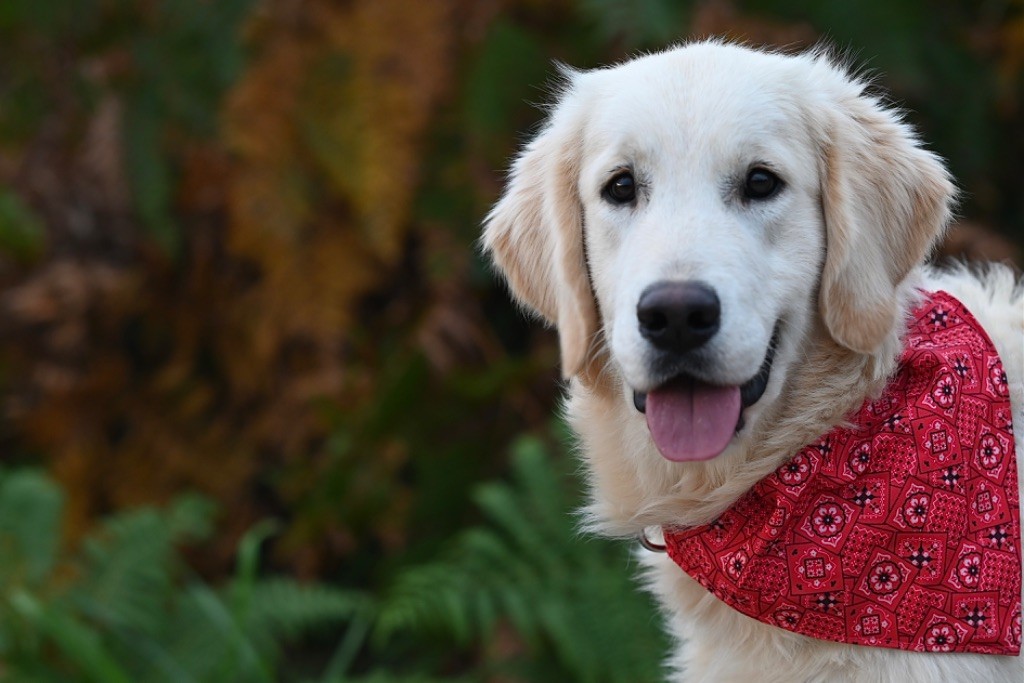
[637,281,720,353]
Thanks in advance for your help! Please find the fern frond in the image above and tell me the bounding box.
[73,508,184,635]
[0,469,62,586]
[9,589,134,683]
[372,433,668,682]
[242,577,369,642]
[186,582,276,683]
[164,493,217,543]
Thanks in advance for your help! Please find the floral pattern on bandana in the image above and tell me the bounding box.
[663,291,1022,655]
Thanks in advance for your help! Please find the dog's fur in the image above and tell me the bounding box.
[482,41,1023,682]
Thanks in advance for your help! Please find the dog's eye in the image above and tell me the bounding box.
[603,171,637,204]
[743,168,782,200]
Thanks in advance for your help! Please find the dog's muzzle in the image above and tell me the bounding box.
[633,322,781,422]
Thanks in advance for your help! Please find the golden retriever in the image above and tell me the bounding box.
[482,41,1023,682]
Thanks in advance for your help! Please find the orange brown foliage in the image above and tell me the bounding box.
[0,0,510,574]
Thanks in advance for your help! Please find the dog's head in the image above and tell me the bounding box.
[483,42,954,463]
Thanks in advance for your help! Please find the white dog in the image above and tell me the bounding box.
[483,41,1022,682]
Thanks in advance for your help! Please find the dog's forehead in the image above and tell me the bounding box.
[577,45,808,154]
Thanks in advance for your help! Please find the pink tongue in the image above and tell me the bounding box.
[645,378,741,462]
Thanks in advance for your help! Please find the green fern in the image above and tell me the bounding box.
[0,468,366,683]
[0,469,62,587]
[0,439,667,682]
[372,435,668,683]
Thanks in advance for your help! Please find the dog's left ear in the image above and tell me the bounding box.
[815,66,955,354]
[481,78,600,380]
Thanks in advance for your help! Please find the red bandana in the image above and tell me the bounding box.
[663,291,1022,655]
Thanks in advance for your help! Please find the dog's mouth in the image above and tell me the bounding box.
[632,323,780,462]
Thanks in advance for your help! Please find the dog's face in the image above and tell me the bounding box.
[578,51,828,461]
[484,42,953,464]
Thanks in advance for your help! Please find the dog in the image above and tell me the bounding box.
[482,41,1023,682]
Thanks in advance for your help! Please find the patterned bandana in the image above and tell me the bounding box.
[663,291,1022,655]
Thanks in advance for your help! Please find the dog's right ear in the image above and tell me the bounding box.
[481,79,599,380]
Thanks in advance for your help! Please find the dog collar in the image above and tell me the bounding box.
[661,291,1022,655]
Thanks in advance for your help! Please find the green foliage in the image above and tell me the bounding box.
[0,468,364,683]
[0,438,667,679]
[361,435,668,682]
[120,0,255,253]
[0,470,60,586]
[462,21,550,140]
[0,0,256,254]
[0,437,665,682]
[578,0,691,47]
[0,191,46,264]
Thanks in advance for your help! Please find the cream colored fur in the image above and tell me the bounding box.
[482,41,1023,682]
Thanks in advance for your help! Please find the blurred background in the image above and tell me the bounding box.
[0,0,1020,681]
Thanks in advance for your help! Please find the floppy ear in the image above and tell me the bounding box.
[815,70,955,354]
[481,82,600,379]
